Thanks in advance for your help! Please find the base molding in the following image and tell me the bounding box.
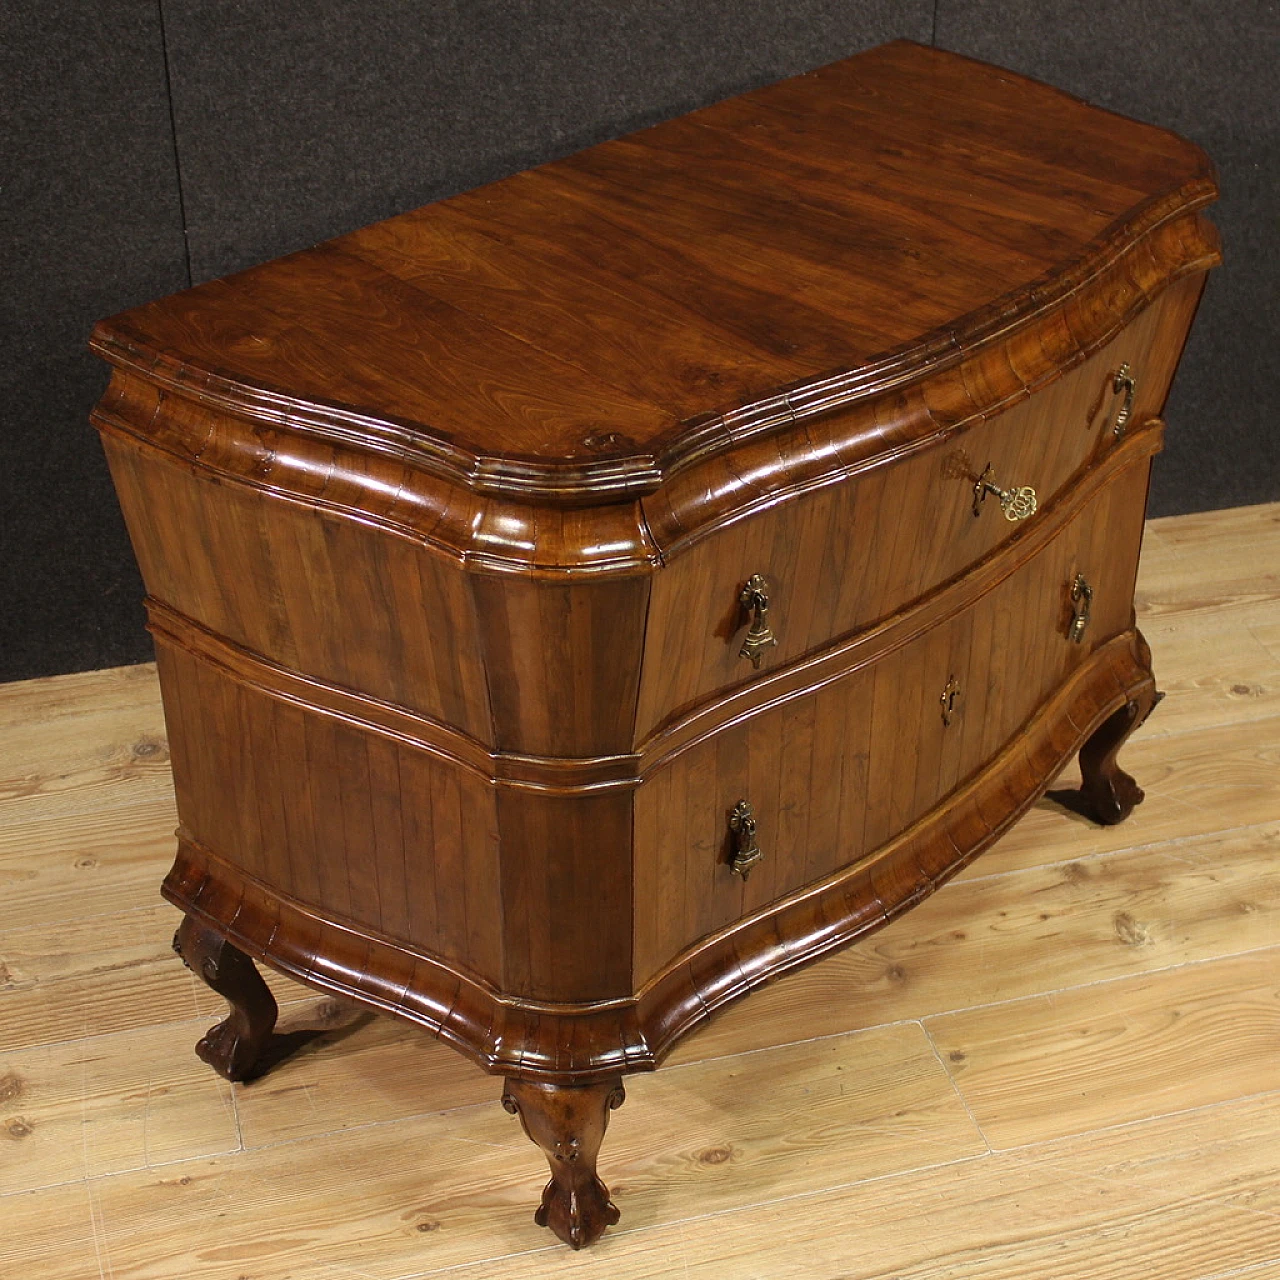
[163,628,1154,1085]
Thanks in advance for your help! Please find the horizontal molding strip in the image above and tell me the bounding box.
[144,417,1162,793]
[92,406,661,581]
[651,191,1216,490]
[163,835,658,1080]
[163,628,1153,1083]
[146,600,638,794]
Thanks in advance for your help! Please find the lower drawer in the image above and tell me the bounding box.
[632,452,1151,983]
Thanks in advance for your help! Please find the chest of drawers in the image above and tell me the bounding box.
[91,40,1219,1249]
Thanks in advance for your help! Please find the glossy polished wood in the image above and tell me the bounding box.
[502,1078,626,1250]
[90,40,1219,1249]
[172,915,277,1082]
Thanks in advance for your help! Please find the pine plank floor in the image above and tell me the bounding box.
[1,501,1277,1279]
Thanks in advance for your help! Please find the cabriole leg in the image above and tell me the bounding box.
[173,915,278,1082]
[502,1077,626,1249]
[1079,686,1159,825]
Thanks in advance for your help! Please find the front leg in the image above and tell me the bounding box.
[502,1077,626,1249]
[173,915,278,1082]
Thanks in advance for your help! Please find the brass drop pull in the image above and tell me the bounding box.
[738,574,777,669]
[940,676,961,727]
[728,800,764,879]
[1110,363,1137,437]
[1069,573,1094,643]
[972,463,1038,522]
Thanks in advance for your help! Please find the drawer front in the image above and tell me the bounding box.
[632,454,1150,983]
[635,277,1197,741]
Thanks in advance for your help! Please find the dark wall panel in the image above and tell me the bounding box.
[159,0,931,280]
[935,0,1280,517]
[2,3,1274,683]
[1,3,190,680]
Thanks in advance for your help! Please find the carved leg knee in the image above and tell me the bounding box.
[173,915,278,1082]
[502,1077,625,1249]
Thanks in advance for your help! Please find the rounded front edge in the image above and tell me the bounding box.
[93,213,1217,579]
[161,628,1154,1086]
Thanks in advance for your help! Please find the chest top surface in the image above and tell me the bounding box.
[90,40,1215,505]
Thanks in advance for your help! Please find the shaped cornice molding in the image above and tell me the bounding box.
[91,207,1217,576]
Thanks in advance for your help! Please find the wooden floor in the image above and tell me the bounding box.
[2,502,1278,1280]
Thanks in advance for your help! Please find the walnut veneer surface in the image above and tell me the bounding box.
[90,40,1219,1250]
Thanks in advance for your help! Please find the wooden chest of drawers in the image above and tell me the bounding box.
[90,40,1219,1249]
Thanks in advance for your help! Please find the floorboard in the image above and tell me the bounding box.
[2,501,1278,1279]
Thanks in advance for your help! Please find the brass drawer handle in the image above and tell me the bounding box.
[728,800,763,879]
[1110,363,1136,437]
[1069,573,1094,643]
[738,574,777,669]
[972,463,1037,522]
[940,676,961,727]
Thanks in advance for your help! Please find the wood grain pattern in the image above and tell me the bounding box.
[158,624,1157,1081]
[231,1007,492,1149]
[0,691,171,826]
[71,1023,985,1279]
[636,416,1164,771]
[0,1018,239,1196]
[153,637,505,984]
[633,456,1152,979]
[3,500,1277,1278]
[963,710,1280,881]
[429,1102,1280,1280]
[127,417,1172,1057]
[666,820,1280,1068]
[0,905,209,1054]
[629,277,1187,742]
[469,572,649,758]
[928,947,1280,1147]
[0,1183,103,1280]
[104,431,496,735]
[0,797,176,930]
[81,37,1223,1251]
[91,214,1215,573]
[1018,1092,1280,1219]
[0,902,301,1055]
[173,914,281,1083]
[502,1076,626,1249]
[90,42,1217,515]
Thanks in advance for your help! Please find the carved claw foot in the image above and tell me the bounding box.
[173,916,278,1082]
[1079,686,1159,826]
[502,1077,625,1249]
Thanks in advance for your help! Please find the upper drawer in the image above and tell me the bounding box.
[635,275,1200,741]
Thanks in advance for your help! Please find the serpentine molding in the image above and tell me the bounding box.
[91,208,1216,576]
[163,626,1154,1083]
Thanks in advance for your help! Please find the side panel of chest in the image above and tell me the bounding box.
[101,415,653,1005]
[633,442,1153,984]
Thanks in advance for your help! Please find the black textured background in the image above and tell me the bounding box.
[2,1,1276,683]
